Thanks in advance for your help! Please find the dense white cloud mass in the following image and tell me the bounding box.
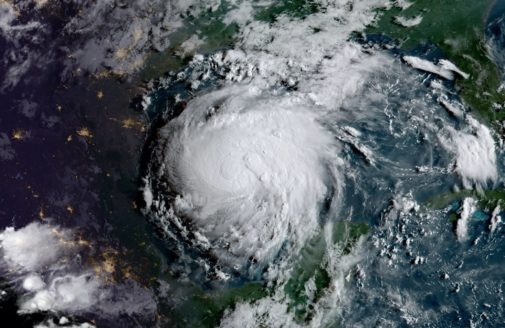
[489,205,502,234]
[0,222,156,322]
[0,223,104,314]
[144,0,398,277]
[22,274,46,292]
[403,56,469,80]
[394,15,423,27]
[440,117,497,189]
[140,0,501,327]
[2,0,498,326]
[20,273,104,313]
[0,223,68,271]
[456,197,476,241]
[151,85,341,270]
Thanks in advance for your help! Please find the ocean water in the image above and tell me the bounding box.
[1,1,505,327]
[139,1,505,327]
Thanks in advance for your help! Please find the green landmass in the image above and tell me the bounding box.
[140,0,335,80]
[140,2,239,80]
[166,280,267,328]
[160,221,369,327]
[284,221,369,322]
[428,188,505,210]
[368,0,505,122]
[135,2,505,324]
[164,221,369,326]
[255,0,321,22]
[141,0,505,123]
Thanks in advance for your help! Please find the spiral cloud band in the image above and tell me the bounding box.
[148,86,341,272]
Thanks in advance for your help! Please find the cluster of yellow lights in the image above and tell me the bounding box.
[11,224,133,282]
[93,70,122,79]
[0,0,20,16]
[51,228,75,247]
[108,117,145,131]
[48,228,92,249]
[121,118,145,131]
[76,127,93,138]
[91,248,120,282]
[11,129,26,140]
[115,48,128,60]
[34,0,49,8]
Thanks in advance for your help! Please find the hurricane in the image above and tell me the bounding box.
[134,0,505,326]
[4,0,505,327]
[146,85,343,275]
